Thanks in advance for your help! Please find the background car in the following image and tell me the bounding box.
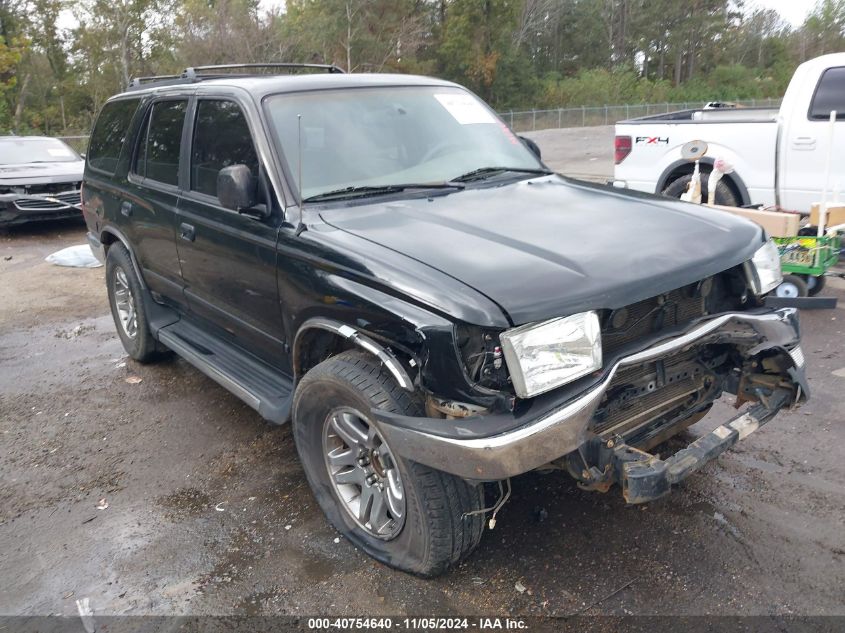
[0,136,85,228]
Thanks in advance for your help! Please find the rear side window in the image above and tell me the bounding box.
[191,100,259,198]
[88,99,140,173]
[809,67,845,120]
[136,100,187,186]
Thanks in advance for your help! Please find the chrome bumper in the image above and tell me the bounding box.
[375,309,805,481]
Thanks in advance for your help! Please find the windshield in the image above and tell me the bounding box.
[264,86,543,200]
[0,138,81,165]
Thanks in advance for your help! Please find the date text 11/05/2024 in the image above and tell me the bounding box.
[307,617,528,630]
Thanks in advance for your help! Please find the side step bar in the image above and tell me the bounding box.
[157,320,293,424]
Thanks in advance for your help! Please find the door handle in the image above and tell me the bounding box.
[179,223,196,242]
[120,201,133,217]
[792,136,816,149]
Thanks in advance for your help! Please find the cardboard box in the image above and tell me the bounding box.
[711,204,800,237]
[809,203,845,228]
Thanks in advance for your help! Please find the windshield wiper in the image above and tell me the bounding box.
[303,182,464,203]
[450,166,552,183]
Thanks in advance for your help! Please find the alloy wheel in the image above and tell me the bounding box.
[322,407,406,539]
[112,267,138,339]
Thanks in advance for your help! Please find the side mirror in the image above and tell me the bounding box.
[519,135,542,160]
[217,164,258,212]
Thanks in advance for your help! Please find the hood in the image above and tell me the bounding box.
[319,176,764,325]
[0,161,85,186]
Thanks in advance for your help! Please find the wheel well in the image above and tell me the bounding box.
[101,231,118,252]
[661,163,746,205]
[293,321,416,392]
[294,329,355,381]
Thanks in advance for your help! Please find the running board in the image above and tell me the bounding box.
[157,320,292,423]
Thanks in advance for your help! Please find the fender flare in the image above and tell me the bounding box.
[100,226,148,289]
[100,225,180,334]
[656,157,751,206]
[293,317,415,392]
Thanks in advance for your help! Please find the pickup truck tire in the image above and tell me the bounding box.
[105,243,165,363]
[662,173,739,207]
[292,350,485,577]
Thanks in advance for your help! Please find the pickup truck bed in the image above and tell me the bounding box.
[614,52,845,214]
[626,106,778,124]
[615,109,779,208]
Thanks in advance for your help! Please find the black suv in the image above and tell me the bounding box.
[83,64,807,576]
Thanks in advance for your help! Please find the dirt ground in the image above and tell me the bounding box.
[1,131,844,621]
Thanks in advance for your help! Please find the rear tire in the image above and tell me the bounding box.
[662,172,739,207]
[105,243,166,362]
[292,350,485,577]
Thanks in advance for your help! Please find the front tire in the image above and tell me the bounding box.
[292,350,485,576]
[105,243,164,362]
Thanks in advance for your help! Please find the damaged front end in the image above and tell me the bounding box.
[560,308,806,502]
[374,307,806,501]
[0,182,82,226]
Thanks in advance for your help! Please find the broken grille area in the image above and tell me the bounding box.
[601,286,706,359]
[599,268,750,362]
[592,346,731,444]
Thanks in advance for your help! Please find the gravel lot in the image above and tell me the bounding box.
[1,129,844,621]
[524,126,615,182]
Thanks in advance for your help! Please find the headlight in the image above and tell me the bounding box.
[500,311,602,398]
[747,239,782,295]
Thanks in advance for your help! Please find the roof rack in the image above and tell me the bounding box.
[127,63,346,91]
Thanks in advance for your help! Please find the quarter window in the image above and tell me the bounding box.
[809,67,845,120]
[88,99,140,174]
[136,100,187,186]
[191,100,259,198]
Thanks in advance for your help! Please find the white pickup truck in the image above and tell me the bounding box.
[614,53,845,213]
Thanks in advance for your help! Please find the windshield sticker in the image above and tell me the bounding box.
[47,148,74,156]
[434,93,496,125]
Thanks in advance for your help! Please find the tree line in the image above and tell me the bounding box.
[1,0,844,137]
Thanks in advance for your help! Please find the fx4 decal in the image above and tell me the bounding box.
[636,136,669,145]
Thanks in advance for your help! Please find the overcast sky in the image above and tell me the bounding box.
[751,0,815,27]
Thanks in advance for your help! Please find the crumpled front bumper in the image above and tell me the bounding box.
[609,389,792,503]
[374,308,807,484]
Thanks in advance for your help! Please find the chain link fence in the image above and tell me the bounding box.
[53,98,782,151]
[497,98,782,133]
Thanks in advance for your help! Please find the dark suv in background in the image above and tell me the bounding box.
[82,64,807,576]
